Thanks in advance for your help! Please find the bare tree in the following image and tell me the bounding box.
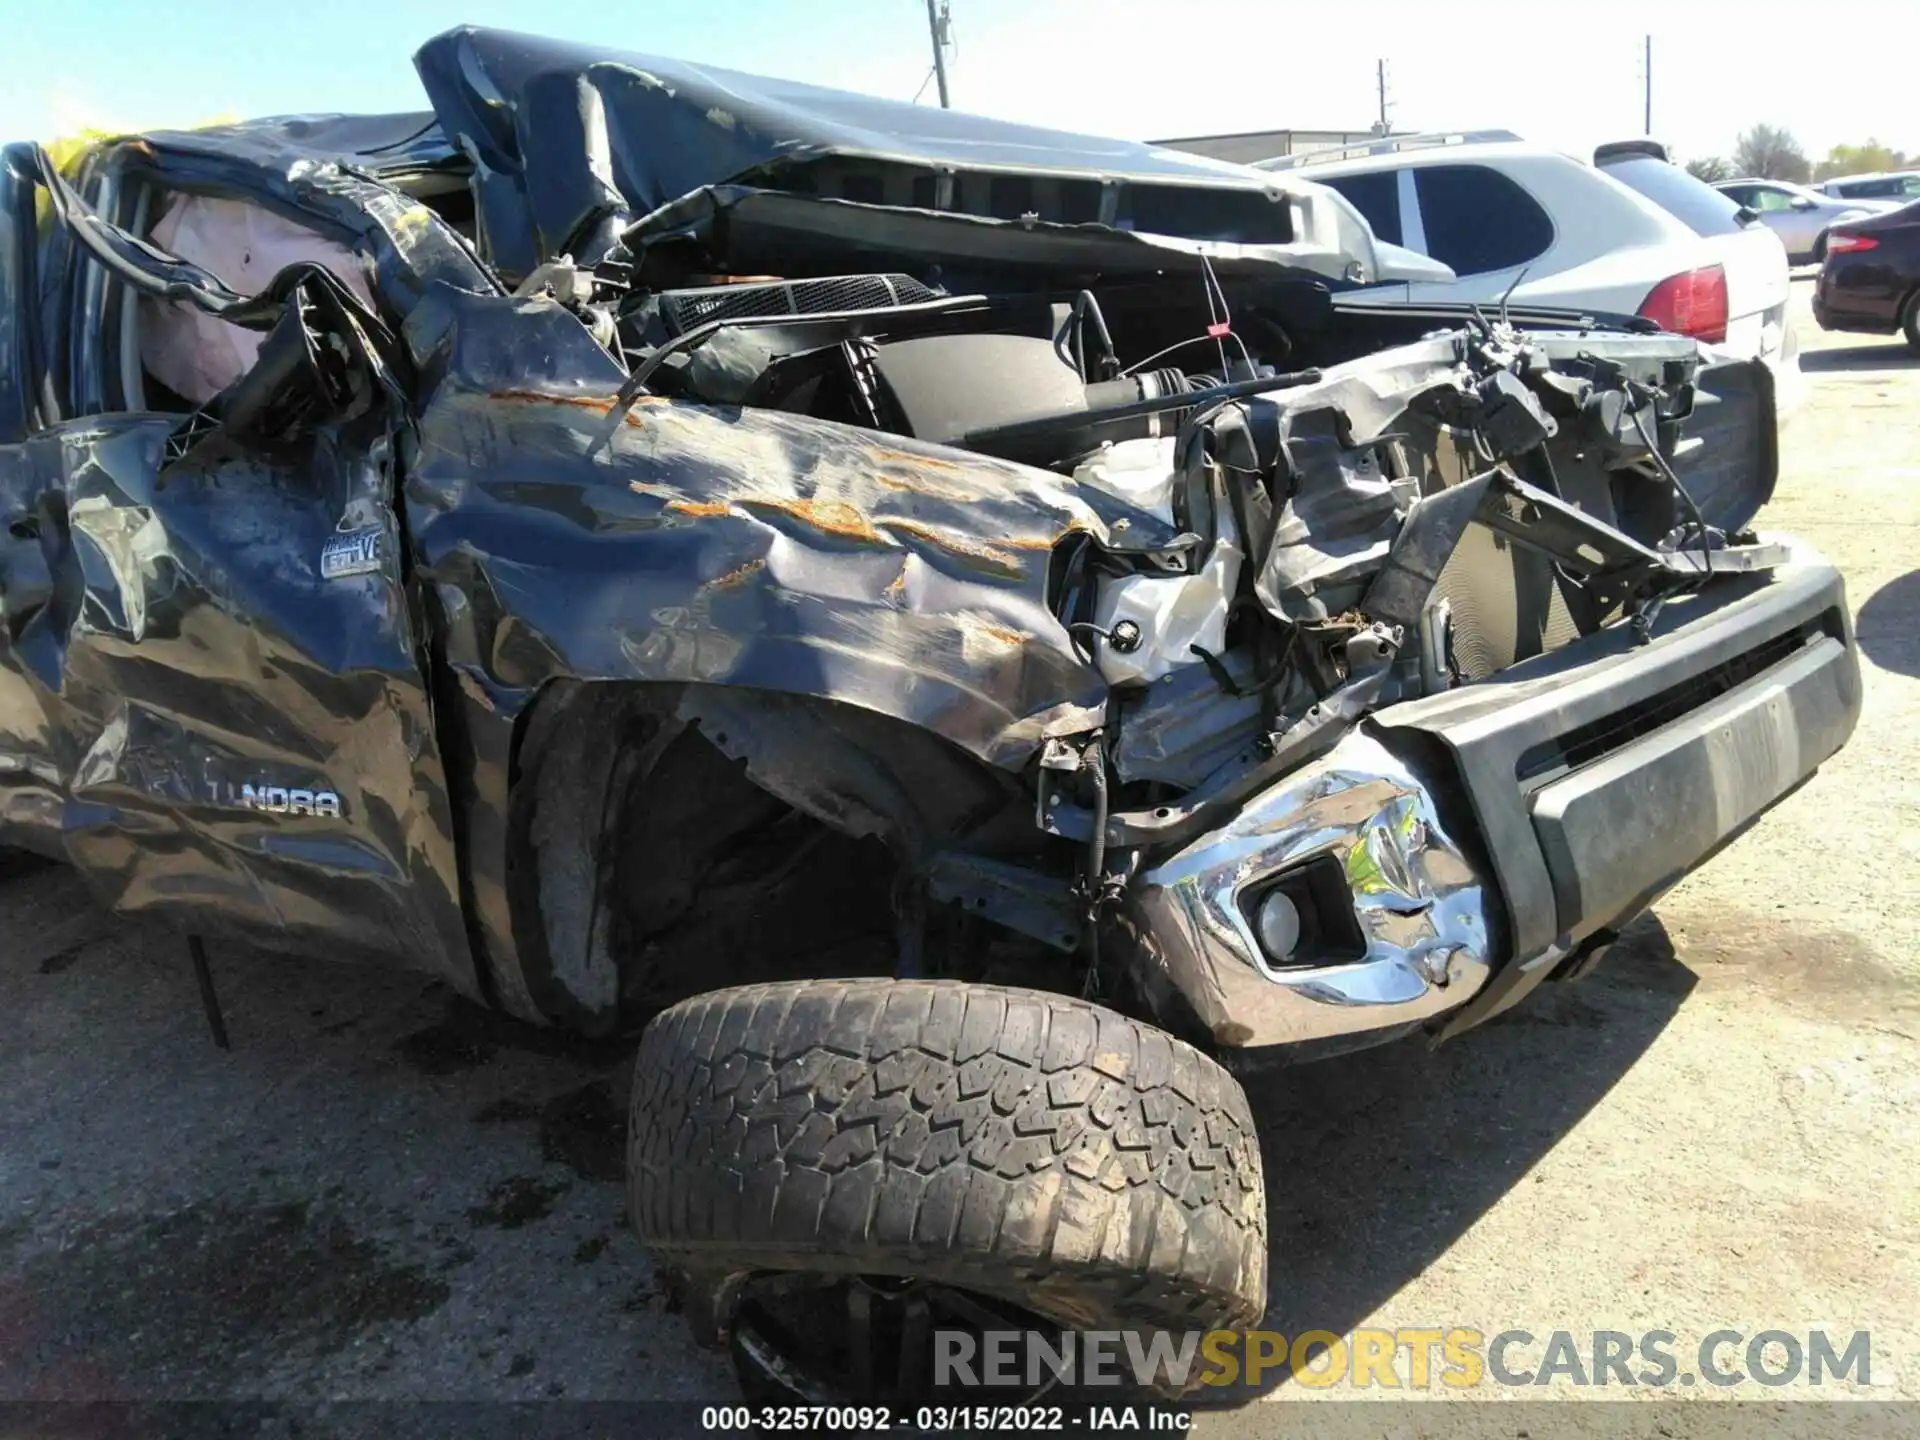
[1685,155,1734,183]
[1732,124,1811,182]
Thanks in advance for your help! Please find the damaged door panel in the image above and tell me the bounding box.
[0,142,472,983]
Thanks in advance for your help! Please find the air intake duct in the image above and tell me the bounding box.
[870,335,1193,466]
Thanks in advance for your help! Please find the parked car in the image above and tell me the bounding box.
[1713,177,1897,262]
[1592,139,1801,414]
[1819,171,1920,203]
[1256,132,1797,406]
[1,27,1860,1406]
[1814,199,1920,351]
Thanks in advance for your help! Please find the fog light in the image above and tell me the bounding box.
[1255,889,1301,963]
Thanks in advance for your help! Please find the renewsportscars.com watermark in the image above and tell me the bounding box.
[935,1327,1875,1390]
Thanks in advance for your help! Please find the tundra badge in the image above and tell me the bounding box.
[238,784,343,817]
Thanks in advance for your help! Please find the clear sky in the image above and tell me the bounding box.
[4,0,1914,170]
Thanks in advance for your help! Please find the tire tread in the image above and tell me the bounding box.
[628,979,1266,1334]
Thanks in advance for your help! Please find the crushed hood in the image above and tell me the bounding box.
[412,26,1393,285]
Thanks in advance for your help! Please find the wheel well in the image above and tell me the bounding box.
[504,681,1041,1034]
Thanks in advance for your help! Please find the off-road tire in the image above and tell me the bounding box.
[627,979,1267,1339]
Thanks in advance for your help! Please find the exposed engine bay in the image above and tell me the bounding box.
[571,252,1772,817]
[481,228,1787,1040]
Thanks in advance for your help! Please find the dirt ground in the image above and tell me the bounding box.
[2,278,1915,1429]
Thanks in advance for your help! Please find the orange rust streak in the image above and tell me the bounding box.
[666,495,886,544]
[654,482,1072,569]
[745,496,882,543]
[976,623,1028,646]
[704,557,768,590]
[881,517,1018,567]
[487,388,667,423]
[869,447,969,474]
[490,389,610,410]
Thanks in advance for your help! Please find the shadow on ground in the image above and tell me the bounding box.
[1800,345,1919,372]
[0,878,684,1403]
[1856,568,1920,677]
[1197,913,1696,1404]
[2,862,1698,1410]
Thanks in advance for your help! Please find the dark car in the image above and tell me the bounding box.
[0,25,1861,1406]
[1814,199,1920,352]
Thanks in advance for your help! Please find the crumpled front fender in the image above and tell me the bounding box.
[398,287,1167,1018]
[400,286,1181,766]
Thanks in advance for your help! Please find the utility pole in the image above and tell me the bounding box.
[1643,34,1652,135]
[1374,59,1390,136]
[926,0,952,109]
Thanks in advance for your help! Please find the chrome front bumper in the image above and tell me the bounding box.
[1118,731,1495,1050]
[1118,547,1859,1055]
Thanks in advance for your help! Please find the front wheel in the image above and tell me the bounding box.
[627,979,1268,1395]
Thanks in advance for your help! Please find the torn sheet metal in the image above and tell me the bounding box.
[1244,338,1466,624]
[410,26,1388,283]
[398,288,1182,1008]
[401,286,1175,770]
[413,27,1289,242]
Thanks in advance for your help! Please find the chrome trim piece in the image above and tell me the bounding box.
[1118,730,1493,1048]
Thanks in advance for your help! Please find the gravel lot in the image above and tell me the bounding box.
[3,277,1915,1427]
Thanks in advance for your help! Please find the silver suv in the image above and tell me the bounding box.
[1714,178,1897,261]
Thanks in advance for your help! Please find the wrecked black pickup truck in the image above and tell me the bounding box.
[0,25,1861,1404]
